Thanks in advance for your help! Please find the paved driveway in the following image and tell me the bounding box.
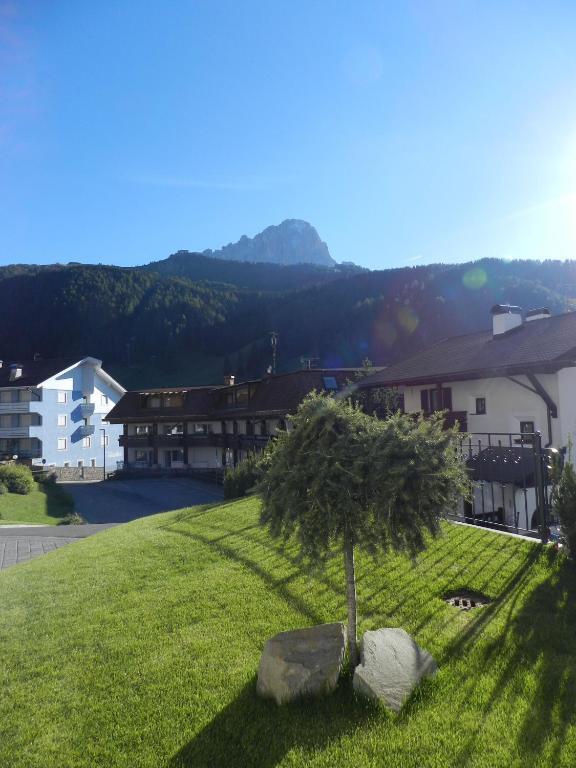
[61,477,224,524]
[0,524,115,571]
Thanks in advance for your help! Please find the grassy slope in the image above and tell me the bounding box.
[0,497,575,768]
[0,482,74,525]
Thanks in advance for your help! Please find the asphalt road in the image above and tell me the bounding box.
[61,477,224,524]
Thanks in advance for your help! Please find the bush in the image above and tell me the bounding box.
[552,457,576,558]
[0,482,7,495]
[224,451,270,500]
[0,464,35,495]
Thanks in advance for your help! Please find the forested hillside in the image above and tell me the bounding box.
[1,257,575,388]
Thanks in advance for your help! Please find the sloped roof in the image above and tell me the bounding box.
[211,369,358,418]
[105,387,216,422]
[360,312,576,388]
[106,369,363,422]
[0,358,78,388]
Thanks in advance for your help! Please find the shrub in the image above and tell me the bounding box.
[224,451,270,500]
[552,457,576,558]
[0,464,35,495]
[0,481,7,495]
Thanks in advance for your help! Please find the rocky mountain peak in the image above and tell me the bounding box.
[203,219,335,267]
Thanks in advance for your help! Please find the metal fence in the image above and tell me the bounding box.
[447,432,560,542]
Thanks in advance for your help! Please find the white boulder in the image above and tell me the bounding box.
[256,623,346,705]
[353,628,437,711]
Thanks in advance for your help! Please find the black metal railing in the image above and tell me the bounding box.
[447,431,558,542]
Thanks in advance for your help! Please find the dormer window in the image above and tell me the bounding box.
[9,364,22,381]
[323,376,338,391]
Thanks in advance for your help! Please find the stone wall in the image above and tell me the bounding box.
[45,466,106,481]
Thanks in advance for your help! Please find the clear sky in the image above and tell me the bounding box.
[2,1,576,269]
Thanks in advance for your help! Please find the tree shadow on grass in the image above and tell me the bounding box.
[169,674,380,768]
[165,526,325,625]
[444,547,576,765]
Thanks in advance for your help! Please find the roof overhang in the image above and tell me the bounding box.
[358,360,576,389]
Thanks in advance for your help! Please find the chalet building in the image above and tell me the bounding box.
[0,357,125,475]
[358,304,576,448]
[106,369,360,471]
[359,304,576,532]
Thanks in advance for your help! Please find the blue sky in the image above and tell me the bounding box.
[2,1,576,270]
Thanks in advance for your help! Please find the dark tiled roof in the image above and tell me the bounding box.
[211,369,358,418]
[106,387,216,422]
[0,358,79,388]
[106,369,363,422]
[360,312,576,387]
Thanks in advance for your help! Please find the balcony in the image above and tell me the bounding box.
[155,434,185,447]
[77,424,95,438]
[0,401,33,414]
[120,434,154,447]
[0,426,32,438]
[79,402,95,418]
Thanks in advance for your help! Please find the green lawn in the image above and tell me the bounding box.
[0,481,74,525]
[0,497,574,767]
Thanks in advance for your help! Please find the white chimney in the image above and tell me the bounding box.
[526,307,551,322]
[491,304,523,337]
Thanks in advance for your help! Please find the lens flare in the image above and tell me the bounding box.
[462,267,487,290]
[374,320,398,347]
[395,305,419,334]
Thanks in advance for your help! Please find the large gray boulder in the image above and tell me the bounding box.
[256,623,346,705]
[353,628,437,711]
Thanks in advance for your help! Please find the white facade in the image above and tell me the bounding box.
[401,369,572,448]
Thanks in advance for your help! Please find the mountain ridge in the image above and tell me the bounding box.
[201,219,336,267]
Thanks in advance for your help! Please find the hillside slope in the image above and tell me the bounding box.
[1,257,576,387]
[0,497,574,768]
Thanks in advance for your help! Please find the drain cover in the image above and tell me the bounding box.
[444,590,491,610]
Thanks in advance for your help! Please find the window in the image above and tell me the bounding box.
[100,435,109,447]
[236,388,249,404]
[164,393,184,408]
[148,396,161,408]
[323,376,338,391]
[475,398,486,415]
[77,460,83,468]
[520,421,535,435]
[101,394,109,406]
[57,438,67,451]
[193,423,209,434]
[135,425,151,435]
[90,459,96,467]
[163,423,183,436]
[11,390,19,403]
[135,450,149,463]
[57,414,67,427]
[57,391,67,404]
[83,436,92,448]
[420,387,452,414]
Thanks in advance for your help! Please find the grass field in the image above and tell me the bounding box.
[0,481,74,525]
[0,496,574,767]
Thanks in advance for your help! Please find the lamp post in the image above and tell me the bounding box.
[100,427,106,480]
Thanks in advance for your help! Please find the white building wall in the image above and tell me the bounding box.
[557,367,576,455]
[189,446,221,469]
[402,373,562,446]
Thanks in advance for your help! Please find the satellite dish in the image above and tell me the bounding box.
[42,458,47,465]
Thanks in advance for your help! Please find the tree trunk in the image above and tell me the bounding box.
[343,526,359,667]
